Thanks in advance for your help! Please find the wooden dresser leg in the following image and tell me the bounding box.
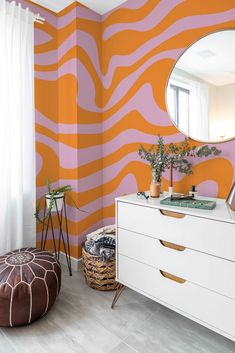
[111,284,125,309]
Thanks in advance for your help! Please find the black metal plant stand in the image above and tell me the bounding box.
[40,195,72,276]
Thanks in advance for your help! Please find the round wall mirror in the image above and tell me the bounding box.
[166,29,235,143]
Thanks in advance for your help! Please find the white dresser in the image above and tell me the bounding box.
[115,194,235,342]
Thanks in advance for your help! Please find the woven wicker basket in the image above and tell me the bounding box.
[82,247,118,291]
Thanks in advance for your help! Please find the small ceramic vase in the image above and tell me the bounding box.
[150,182,161,198]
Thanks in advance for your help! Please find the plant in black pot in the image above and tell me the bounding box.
[35,179,72,223]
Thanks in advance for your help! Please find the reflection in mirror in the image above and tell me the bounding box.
[167,30,235,143]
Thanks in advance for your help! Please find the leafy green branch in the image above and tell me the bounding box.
[138,136,222,185]
[139,136,168,183]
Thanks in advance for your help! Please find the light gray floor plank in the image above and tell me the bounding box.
[61,264,161,341]
[124,304,235,353]
[1,266,235,353]
[109,342,139,353]
[47,301,122,353]
[0,330,18,353]
[2,314,87,353]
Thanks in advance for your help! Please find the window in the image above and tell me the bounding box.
[167,73,209,141]
[168,84,190,135]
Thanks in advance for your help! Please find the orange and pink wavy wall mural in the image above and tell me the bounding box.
[22,0,235,259]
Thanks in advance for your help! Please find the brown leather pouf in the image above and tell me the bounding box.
[0,247,61,327]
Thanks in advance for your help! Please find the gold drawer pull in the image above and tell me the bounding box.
[159,209,185,219]
[160,270,186,284]
[160,240,186,252]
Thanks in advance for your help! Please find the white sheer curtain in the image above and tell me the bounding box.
[189,81,209,141]
[0,0,35,253]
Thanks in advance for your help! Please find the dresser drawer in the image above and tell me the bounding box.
[117,201,235,261]
[117,228,235,299]
[118,254,235,338]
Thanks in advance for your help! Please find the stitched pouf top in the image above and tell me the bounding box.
[0,247,61,327]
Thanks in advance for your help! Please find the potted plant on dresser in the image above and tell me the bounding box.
[138,136,221,197]
[138,136,168,197]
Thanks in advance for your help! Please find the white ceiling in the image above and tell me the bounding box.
[31,0,127,15]
[176,30,235,86]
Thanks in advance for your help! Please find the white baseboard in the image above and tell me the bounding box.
[57,251,82,272]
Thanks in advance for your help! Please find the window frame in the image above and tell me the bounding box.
[169,83,190,134]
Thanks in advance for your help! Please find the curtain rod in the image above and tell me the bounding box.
[8,1,46,24]
[34,13,45,24]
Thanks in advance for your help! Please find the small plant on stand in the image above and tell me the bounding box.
[138,136,168,197]
[34,179,72,223]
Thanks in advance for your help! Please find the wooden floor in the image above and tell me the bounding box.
[1,264,235,353]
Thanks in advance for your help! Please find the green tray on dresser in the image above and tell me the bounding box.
[160,197,216,210]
